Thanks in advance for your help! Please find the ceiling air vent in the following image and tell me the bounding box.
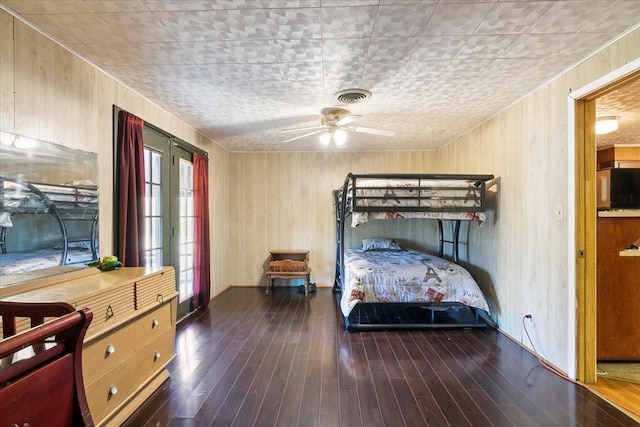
[334,88,371,104]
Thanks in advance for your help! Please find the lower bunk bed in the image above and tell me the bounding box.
[339,244,491,331]
[334,173,495,332]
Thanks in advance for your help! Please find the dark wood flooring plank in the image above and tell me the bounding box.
[254,296,306,425]
[210,361,261,426]
[414,330,453,373]
[368,355,407,427]
[338,390,362,427]
[389,377,428,426]
[351,342,385,427]
[321,314,338,380]
[190,348,255,425]
[415,396,453,427]
[298,319,324,427]
[298,352,323,427]
[232,299,297,426]
[337,330,357,391]
[375,332,404,378]
[403,345,436,399]
[444,345,534,426]
[408,337,477,425]
[319,378,340,427]
[435,370,492,426]
[276,352,308,426]
[210,299,293,426]
[455,334,570,427]
[230,380,270,427]
[467,389,517,427]
[174,338,246,418]
[385,333,431,398]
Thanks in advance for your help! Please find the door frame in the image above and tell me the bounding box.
[568,58,640,383]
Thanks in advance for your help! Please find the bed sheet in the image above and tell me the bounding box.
[341,249,490,317]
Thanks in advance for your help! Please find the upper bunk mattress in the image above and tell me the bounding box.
[340,248,490,317]
[348,178,486,227]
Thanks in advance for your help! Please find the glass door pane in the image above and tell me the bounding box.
[177,158,194,306]
[143,147,164,268]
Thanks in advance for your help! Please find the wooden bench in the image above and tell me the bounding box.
[266,259,312,296]
[0,301,94,427]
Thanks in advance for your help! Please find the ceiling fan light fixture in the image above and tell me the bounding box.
[319,132,332,146]
[0,131,16,146]
[334,129,347,146]
[595,116,619,135]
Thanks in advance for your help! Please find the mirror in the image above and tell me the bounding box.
[0,131,99,287]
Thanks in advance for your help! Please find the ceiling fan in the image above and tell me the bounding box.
[279,107,396,146]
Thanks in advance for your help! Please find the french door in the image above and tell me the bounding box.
[142,126,194,319]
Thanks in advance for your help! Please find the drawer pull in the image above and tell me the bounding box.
[152,318,159,328]
[154,351,161,361]
[109,385,118,396]
[156,293,164,303]
[105,305,114,320]
[106,344,115,355]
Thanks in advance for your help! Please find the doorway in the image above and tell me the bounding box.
[574,65,640,382]
[142,126,195,319]
[573,64,640,419]
[114,107,207,321]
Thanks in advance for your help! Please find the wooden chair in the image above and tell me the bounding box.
[266,259,312,295]
[0,301,94,427]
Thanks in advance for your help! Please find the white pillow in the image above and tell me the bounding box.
[362,238,402,251]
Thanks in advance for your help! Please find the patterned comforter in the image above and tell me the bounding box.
[340,249,490,317]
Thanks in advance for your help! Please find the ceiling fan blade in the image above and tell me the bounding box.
[351,126,397,137]
[279,125,325,133]
[281,130,323,143]
[336,114,363,126]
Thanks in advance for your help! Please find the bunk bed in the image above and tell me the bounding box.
[0,176,98,276]
[334,173,494,332]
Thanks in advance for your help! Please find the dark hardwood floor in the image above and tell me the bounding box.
[122,287,639,427]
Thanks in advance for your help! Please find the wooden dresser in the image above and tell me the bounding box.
[0,266,177,426]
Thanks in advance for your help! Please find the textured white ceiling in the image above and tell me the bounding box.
[1,0,640,152]
[596,76,640,148]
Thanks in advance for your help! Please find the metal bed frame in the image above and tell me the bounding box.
[333,173,494,332]
[0,176,98,270]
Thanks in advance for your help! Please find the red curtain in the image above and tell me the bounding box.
[193,152,211,308]
[116,111,146,267]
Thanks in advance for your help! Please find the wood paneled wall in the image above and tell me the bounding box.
[0,10,230,299]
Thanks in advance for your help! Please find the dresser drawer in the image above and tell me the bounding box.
[134,269,175,309]
[136,328,175,381]
[85,354,138,423]
[133,302,172,345]
[73,285,135,336]
[82,326,135,385]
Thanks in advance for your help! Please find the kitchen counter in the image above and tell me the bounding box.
[598,209,640,218]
